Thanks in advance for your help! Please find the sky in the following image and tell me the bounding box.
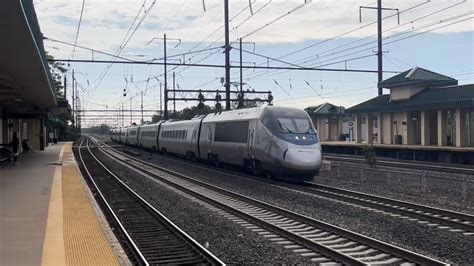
[34,0,474,127]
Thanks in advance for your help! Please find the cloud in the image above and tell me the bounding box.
[36,0,474,56]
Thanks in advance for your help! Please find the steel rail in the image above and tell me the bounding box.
[93,137,447,265]
[78,137,224,265]
[93,135,474,234]
[324,154,474,175]
[77,138,149,265]
[304,183,474,233]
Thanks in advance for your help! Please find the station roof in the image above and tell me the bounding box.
[305,103,345,117]
[0,0,56,115]
[347,84,474,113]
[378,67,458,89]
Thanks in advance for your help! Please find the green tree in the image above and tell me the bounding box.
[46,52,67,98]
[46,52,76,140]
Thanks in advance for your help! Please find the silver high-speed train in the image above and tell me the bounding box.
[110,106,322,181]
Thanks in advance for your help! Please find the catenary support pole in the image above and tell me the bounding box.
[377,0,383,95]
[141,91,144,123]
[224,0,231,110]
[164,34,168,119]
[173,71,176,117]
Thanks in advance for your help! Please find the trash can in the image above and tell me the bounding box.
[393,135,402,144]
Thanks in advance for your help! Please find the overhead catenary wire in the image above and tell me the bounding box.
[239,0,311,40]
[238,0,450,80]
[210,0,433,88]
[244,10,473,81]
[71,0,86,59]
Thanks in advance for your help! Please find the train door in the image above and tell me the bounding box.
[247,119,256,156]
[156,123,162,150]
[198,123,212,159]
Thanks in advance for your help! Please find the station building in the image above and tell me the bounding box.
[305,103,346,141]
[0,0,67,151]
[320,67,474,163]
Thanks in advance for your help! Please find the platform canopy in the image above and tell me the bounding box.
[0,0,56,115]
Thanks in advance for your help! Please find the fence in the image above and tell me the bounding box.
[318,161,474,210]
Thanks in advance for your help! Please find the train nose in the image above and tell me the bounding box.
[284,148,321,170]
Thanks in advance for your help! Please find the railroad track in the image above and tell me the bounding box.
[301,182,474,235]
[93,135,474,236]
[90,136,447,265]
[324,154,474,175]
[76,137,224,265]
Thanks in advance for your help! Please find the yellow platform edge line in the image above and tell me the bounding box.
[41,143,67,266]
[42,142,119,266]
[62,143,118,265]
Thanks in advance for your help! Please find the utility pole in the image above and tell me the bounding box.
[63,75,67,99]
[163,33,168,120]
[377,0,383,95]
[148,35,180,120]
[141,91,144,123]
[239,38,243,109]
[360,1,399,96]
[159,83,162,119]
[130,97,132,125]
[72,70,75,132]
[74,81,78,133]
[122,102,124,127]
[173,71,176,117]
[224,0,231,110]
[117,107,119,128]
[240,38,243,94]
[76,90,80,134]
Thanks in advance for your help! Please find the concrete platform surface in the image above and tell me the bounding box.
[0,142,119,266]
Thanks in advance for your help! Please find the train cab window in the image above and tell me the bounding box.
[276,117,314,134]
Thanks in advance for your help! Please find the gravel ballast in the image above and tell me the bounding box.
[97,139,474,265]
[88,146,311,264]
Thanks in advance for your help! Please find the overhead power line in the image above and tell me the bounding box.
[49,58,400,74]
[71,0,86,59]
[240,0,311,40]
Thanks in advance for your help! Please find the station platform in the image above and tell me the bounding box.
[0,142,122,265]
[321,141,474,164]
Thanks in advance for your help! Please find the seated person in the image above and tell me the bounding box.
[22,139,32,153]
[0,146,16,165]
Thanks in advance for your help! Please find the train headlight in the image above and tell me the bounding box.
[295,136,299,140]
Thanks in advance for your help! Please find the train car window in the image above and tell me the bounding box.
[214,121,249,143]
[141,131,154,137]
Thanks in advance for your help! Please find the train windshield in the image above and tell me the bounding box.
[277,117,314,134]
[261,108,316,134]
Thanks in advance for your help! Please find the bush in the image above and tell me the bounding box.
[361,144,377,167]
